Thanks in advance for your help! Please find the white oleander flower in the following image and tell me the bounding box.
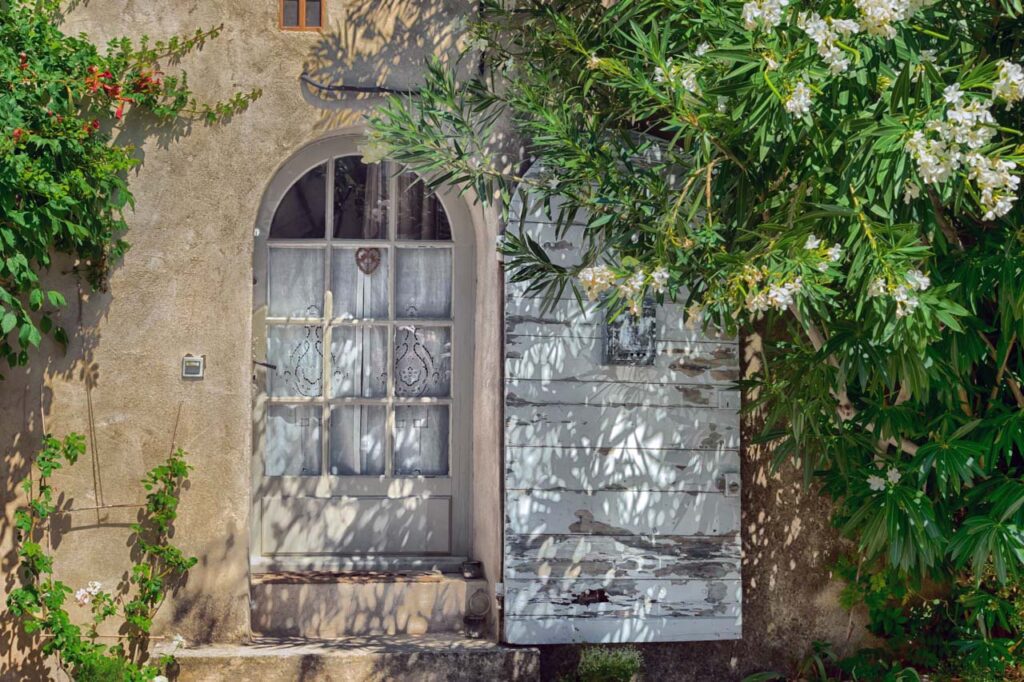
[868,277,887,297]
[86,581,102,595]
[966,153,1020,220]
[651,268,670,293]
[867,474,886,491]
[785,81,812,117]
[893,285,919,317]
[804,234,822,250]
[716,96,730,113]
[765,54,780,70]
[618,270,646,297]
[743,0,789,31]
[943,83,963,104]
[905,131,961,184]
[905,269,930,291]
[886,466,902,484]
[578,265,617,300]
[798,12,860,74]
[903,181,921,203]
[993,60,1024,109]
[854,0,910,39]
[695,42,712,57]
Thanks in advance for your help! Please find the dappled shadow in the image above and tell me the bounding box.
[300,0,477,129]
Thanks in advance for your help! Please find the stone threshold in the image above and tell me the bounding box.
[166,635,540,682]
[251,570,447,585]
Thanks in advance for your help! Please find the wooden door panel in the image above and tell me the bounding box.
[261,496,451,555]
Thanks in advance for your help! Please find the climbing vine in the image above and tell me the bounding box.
[6,434,196,681]
[0,0,260,372]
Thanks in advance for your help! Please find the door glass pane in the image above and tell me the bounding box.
[334,157,387,239]
[266,404,322,476]
[332,247,388,319]
[330,326,387,398]
[329,405,385,475]
[268,248,324,318]
[305,0,321,26]
[394,326,450,397]
[397,173,452,240]
[267,325,323,397]
[270,164,326,238]
[394,405,449,476]
[395,248,451,319]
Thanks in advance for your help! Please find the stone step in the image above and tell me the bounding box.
[168,636,539,682]
[250,572,490,638]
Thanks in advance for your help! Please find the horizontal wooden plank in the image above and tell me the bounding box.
[504,615,742,644]
[505,404,740,450]
[506,578,740,618]
[261,496,450,555]
[508,192,586,225]
[505,446,739,493]
[504,534,741,581]
[505,296,733,343]
[505,490,740,536]
[506,335,740,386]
[506,379,730,409]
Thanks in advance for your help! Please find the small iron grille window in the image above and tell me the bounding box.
[604,298,657,366]
[281,0,322,30]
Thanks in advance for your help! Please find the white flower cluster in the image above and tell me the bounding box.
[654,59,700,94]
[650,267,670,293]
[747,277,803,313]
[742,0,789,31]
[356,138,389,165]
[804,234,843,271]
[966,153,1020,220]
[798,13,860,74]
[869,269,930,317]
[906,84,1020,219]
[867,466,901,491]
[854,0,933,39]
[785,81,812,117]
[578,264,617,301]
[993,60,1024,108]
[74,581,103,607]
[618,270,646,298]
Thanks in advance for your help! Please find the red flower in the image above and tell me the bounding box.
[114,102,125,120]
[12,128,24,142]
[18,52,27,70]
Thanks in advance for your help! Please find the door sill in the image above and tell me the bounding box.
[251,555,470,575]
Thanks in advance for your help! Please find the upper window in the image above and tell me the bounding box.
[280,0,322,30]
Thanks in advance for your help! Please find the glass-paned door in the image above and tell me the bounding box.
[253,151,471,567]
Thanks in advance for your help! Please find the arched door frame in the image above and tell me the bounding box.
[249,130,477,572]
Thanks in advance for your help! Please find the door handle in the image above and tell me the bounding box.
[253,359,278,370]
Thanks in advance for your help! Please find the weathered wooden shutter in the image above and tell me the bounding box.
[502,184,742,644]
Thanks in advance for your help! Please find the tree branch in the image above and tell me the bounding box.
[927,188,964,251]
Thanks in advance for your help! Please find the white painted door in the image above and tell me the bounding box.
[502,176,742,643]
[252,141,473,571]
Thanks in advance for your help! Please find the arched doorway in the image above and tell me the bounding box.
[251,135,475,572]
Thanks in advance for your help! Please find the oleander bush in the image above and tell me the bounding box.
[370,0,1024,677]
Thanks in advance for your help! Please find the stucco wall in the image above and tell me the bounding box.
[1,2,866,680]
[1,1,503,677]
